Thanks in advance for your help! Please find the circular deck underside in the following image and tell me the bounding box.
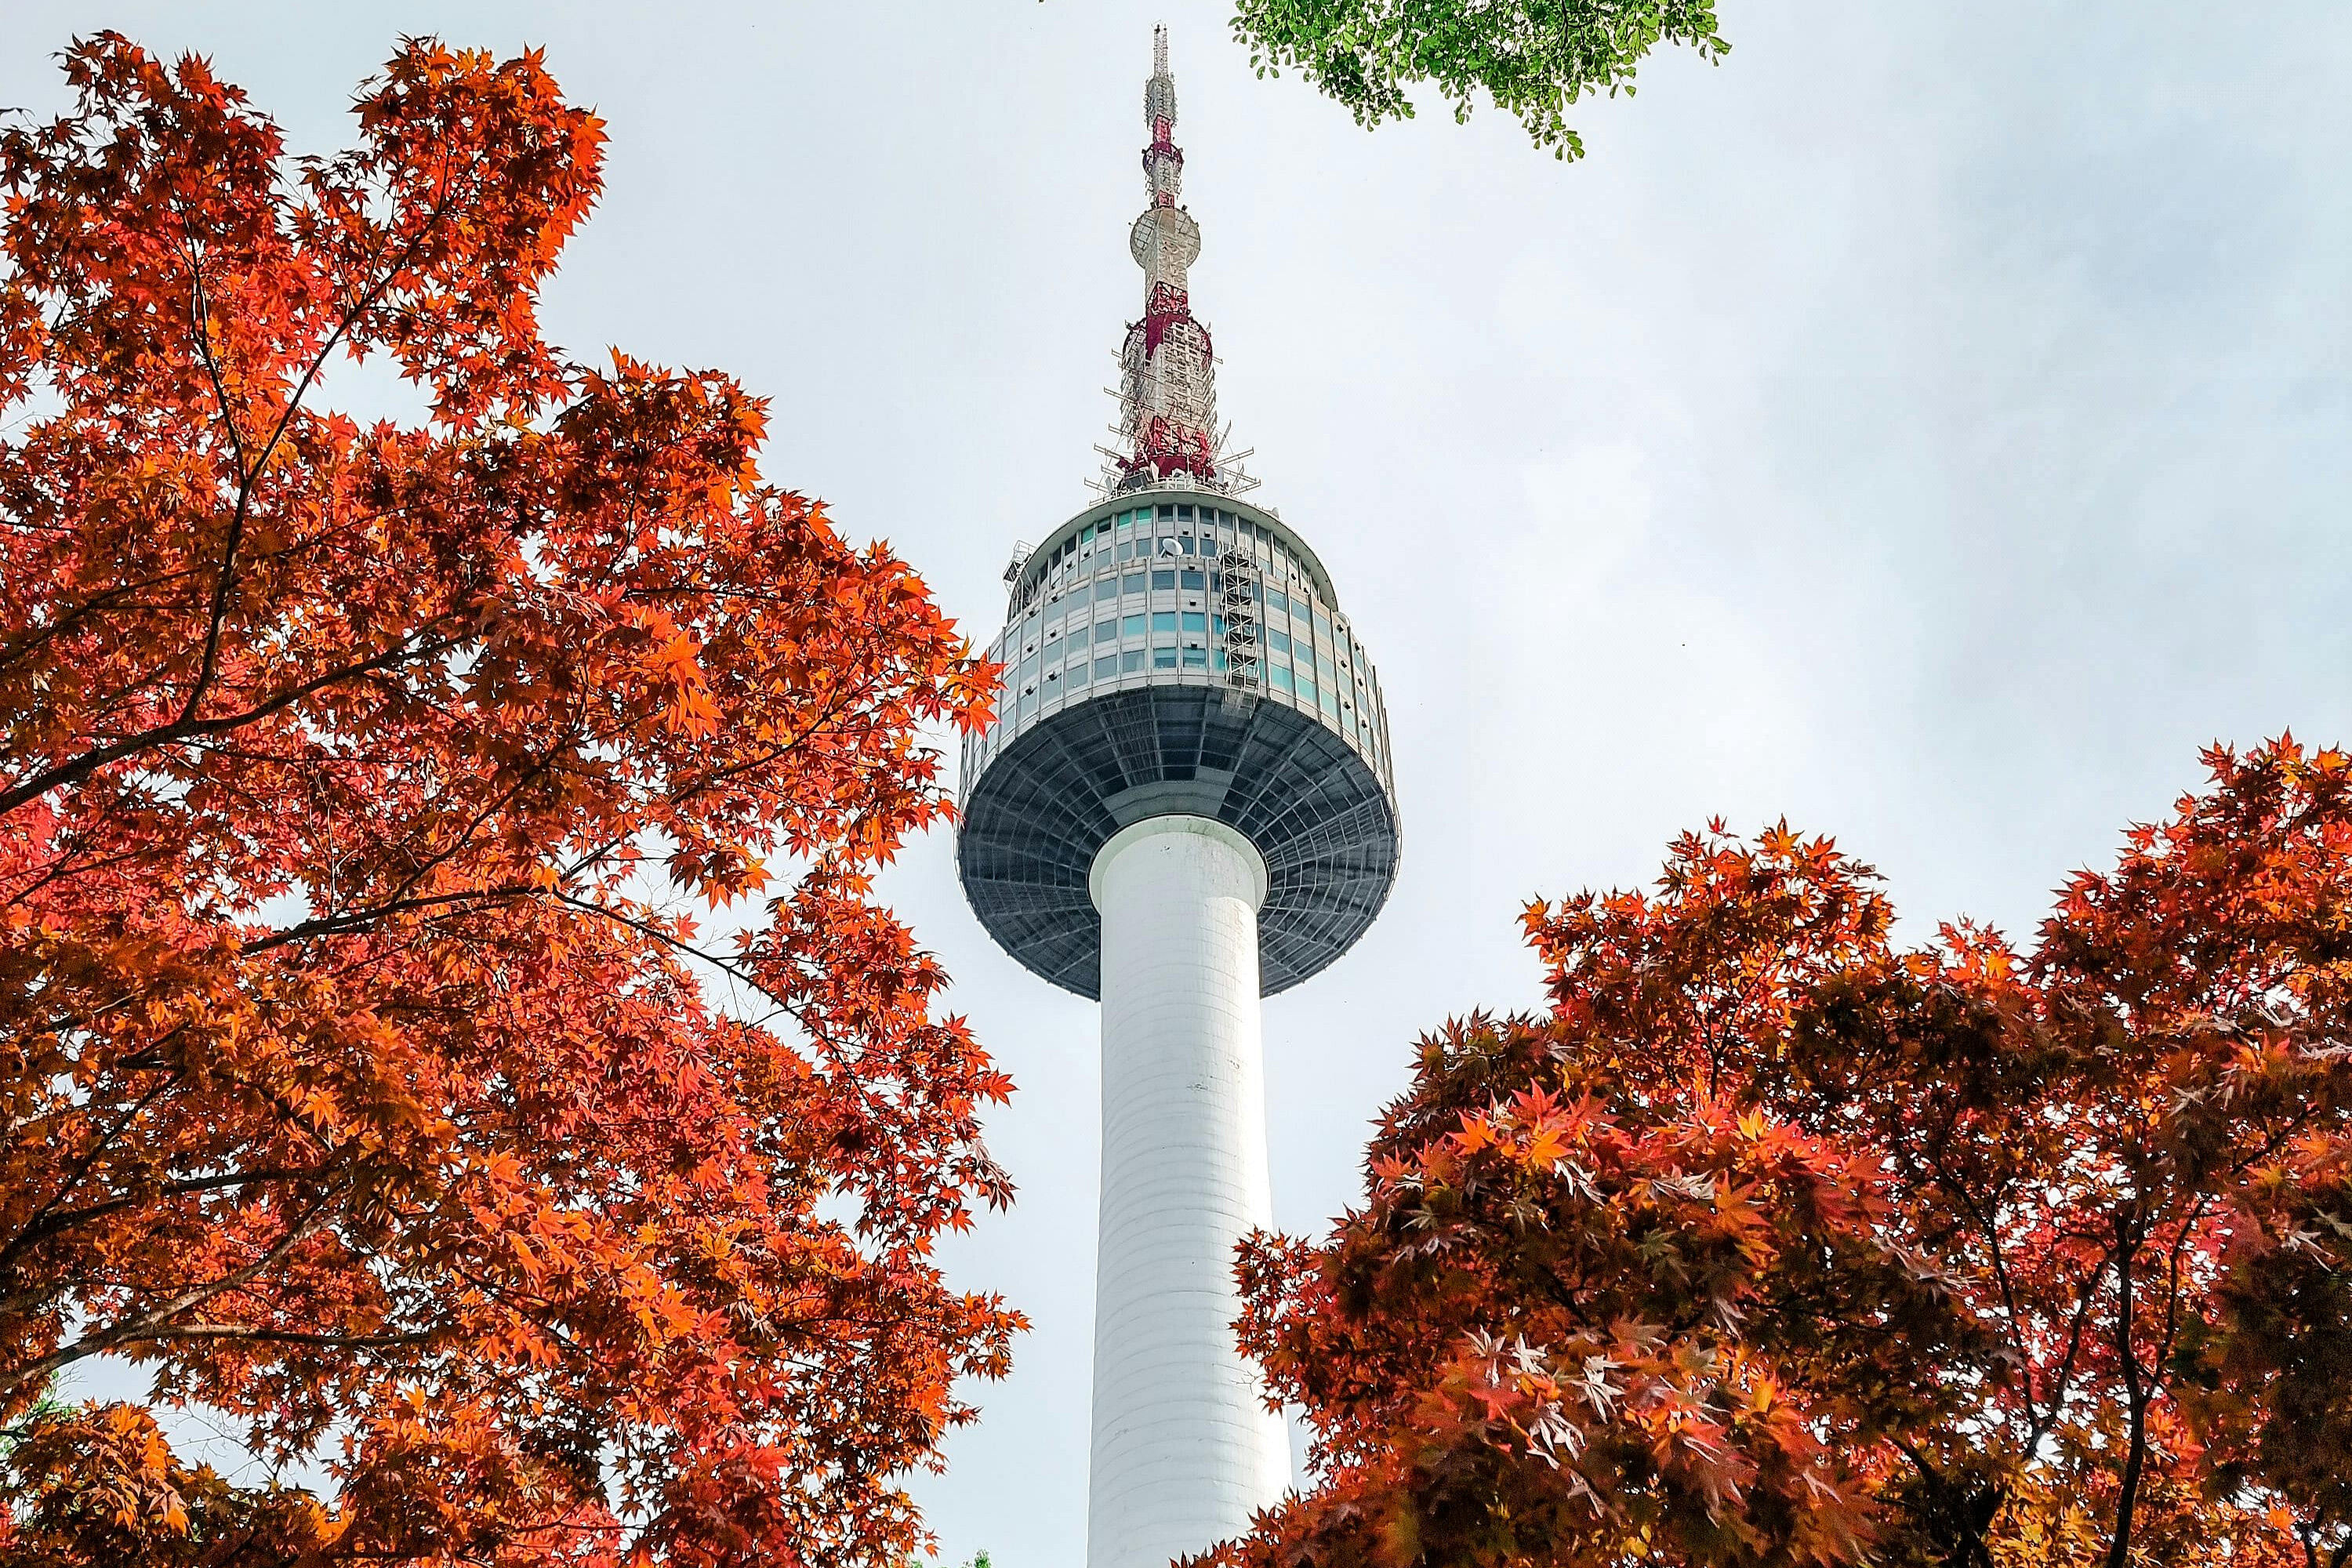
[956,684,1400,998]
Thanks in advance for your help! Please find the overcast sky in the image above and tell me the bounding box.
[8,2,2349,1563]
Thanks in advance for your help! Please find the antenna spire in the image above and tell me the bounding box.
[1107,27,1252,495]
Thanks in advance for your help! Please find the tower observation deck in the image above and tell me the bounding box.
[955,29,1401,1568]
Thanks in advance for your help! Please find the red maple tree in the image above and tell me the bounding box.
[1216,739,2351,1568]
[0,34,1015,1566]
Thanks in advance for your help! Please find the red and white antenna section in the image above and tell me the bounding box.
[1098,27,1258,499]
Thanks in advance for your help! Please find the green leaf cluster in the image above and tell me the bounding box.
[1229,0,1729,158]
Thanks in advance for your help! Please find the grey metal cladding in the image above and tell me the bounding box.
[956,684,1400,999]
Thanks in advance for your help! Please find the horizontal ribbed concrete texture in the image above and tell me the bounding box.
[1087,817,1290,1568]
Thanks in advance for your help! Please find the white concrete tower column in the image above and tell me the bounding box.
[1086,815,1290,1568]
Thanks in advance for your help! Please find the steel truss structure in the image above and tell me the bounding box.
[1108,26,1253,496]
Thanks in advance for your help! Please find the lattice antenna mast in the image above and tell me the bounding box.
[1103,27,1256,497]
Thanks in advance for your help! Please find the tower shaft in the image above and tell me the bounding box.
[1087,817,1290,1568]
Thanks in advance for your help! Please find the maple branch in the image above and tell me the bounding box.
[2101,1218,2147,1568]
[0,1182,349,1402]
[179,481,255,731]
[0,1165,330,1275]
[1903,1129,2056,1443]
[181,222,249,474]
[0,482,406,691]
[0,1066,187,1274]
[1692,902,1847,1101]
[1883,1431,2004,1566]
[0,1281,72,1327]
[60,653,186,742]
[2026,1242,2113,1459]
[227,623,903,957]
[537,883,939,1189]
[542,663,895,909]
[666,686,889,804]
[0,840,151,910]
[245,881,535,953]
[0,563,208,680]
[547,891,772,1002]
[331,710,591,926]
[175,163,457,728]
[2153,1193,2212,1374]
[0,619,470,820]
[141,1322,432,1351]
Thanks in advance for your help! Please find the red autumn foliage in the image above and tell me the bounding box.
[0,34,1015,1566]
[1214,739,2352,1568]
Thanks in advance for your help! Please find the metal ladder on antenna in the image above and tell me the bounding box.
[1219,550,1261,689]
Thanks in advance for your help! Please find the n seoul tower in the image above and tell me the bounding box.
[956,27,1401,1568]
